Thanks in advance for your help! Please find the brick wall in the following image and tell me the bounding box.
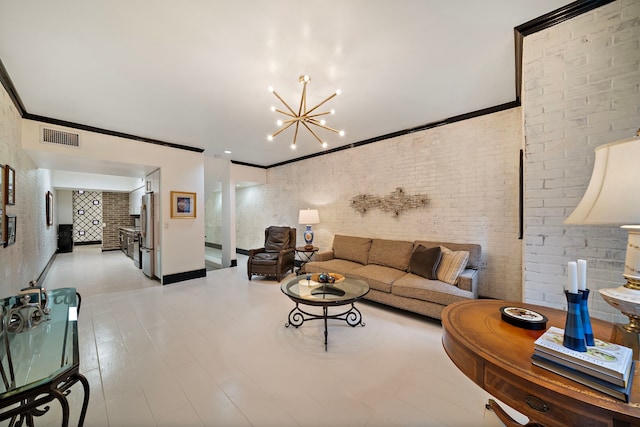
[103,192,133,250]
[522,0,640,322]
[236,108,524,300]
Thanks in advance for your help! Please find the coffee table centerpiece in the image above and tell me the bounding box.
[280,274,369,351]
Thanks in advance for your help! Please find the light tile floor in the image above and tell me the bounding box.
[34,245,526,426]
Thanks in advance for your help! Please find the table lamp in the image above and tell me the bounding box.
[298,209,319,249]
[564,131,640,356]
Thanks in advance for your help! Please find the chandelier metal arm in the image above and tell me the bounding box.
[293,122,301,145]
[305,92,338,116]
[271,121,297,138]
[271,90,297,117]
[298,81,308,117]
[305,111,332,119]
[300,121,325,144]
[307,119,339,134]
[273,108,297,118]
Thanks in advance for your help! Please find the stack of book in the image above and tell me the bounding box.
[532,326,635,402]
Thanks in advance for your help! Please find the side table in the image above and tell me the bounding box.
[442,299,640,427]
[295,246,318,275]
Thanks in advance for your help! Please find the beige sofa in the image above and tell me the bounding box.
[302,235,481,320]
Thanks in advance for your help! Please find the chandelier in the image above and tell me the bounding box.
[267,75,344,149]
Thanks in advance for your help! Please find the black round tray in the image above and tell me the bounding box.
[499,306,548,330]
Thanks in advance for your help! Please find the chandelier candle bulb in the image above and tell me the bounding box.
[568,261,578,294]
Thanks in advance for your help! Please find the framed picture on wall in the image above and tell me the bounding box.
[5,165,14,205]
[4,214,16,247]
[46,191,53,226]
[170,191,196,218]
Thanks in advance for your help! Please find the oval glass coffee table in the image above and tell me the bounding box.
[280,275,369,351]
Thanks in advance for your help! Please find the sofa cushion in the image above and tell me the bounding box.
[409,245,442,280]
[414,240,481,269]
[367,239,414,271]
[304,259,365,275]
[333,235,372,265]
[393,273,474,306]
[436,246,469,285]
[351,264,407,293]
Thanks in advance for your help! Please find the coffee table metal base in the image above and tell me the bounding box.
[285,302,365,351]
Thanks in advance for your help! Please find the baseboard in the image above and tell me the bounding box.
[162,268,207,285]
[75,241,101,246]
[37,251,58,286]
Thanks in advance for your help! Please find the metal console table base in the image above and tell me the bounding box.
[0,370,90,427]
[285,302,365,351]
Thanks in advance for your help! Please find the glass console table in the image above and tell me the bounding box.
[0,287,89,426]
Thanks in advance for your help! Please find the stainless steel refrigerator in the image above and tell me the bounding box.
[141,192,154,278]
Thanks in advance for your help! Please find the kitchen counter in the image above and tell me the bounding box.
[119,227,140,233]
[119,228,140,262]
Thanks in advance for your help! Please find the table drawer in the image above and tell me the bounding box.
[484,364,612,427]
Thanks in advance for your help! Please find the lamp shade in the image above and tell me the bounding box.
[298,209,319,225]
[564,136,640,225]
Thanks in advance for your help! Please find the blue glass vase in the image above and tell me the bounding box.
[563,290,587,352]
[579,289,595,347]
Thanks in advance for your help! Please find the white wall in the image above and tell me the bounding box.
[22,120,205,281]
[53,170,141,191]
[522,0,640,322]
[56,189,73,224]
[235,108,524,300]
[204,157,266,247]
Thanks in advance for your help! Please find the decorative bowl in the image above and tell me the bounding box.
[310,272,345,283]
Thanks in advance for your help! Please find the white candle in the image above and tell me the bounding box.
[577,259,587,291]
[568,261,578,294]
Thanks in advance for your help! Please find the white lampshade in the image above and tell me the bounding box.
[298,209,320,225]
[564,135,640,225]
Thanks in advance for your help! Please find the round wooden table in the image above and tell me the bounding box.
[441,299,640,427]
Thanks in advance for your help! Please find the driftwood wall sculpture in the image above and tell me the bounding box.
[350,187,428,218]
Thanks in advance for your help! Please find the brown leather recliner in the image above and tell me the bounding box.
[247,226,296,282]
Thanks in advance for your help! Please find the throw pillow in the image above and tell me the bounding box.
[436,246,469,285]
[409,245,442,280]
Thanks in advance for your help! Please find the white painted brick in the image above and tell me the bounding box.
[0,88,57,297]
[523,0,640,320]
[236,109,524,299]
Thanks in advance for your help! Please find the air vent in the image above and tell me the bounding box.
[41,127,80,147]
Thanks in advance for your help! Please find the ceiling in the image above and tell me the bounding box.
[0,0,573,171]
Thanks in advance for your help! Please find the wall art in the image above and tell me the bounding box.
[171,191,196,218]
[350,187,428,218]
[5,214,16,247]
[46,191,53,226]
[5,165,14,205]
